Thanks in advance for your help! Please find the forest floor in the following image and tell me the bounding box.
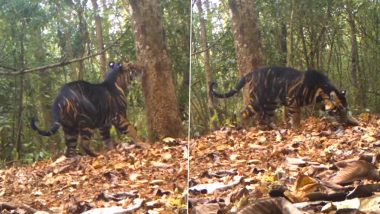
[2,114,380,214]
[189,113,380,214]
[0,140,188,214]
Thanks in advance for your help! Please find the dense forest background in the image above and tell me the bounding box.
[0,0,190,164]
[191,0,380,135]
[1,0,380,164]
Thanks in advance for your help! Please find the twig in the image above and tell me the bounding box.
[0,31,128,75]
[0,201,40,214]
[191,31,228,56]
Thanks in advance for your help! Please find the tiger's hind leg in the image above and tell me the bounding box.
[63,127,79,158]
[241,104,255,127]
[259,102,277,130]
[283,106,290,127]
[79,128,98,157]
[241,96,261,127]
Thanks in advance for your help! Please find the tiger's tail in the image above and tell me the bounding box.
[210,74,248,98]
[31,104,61,136]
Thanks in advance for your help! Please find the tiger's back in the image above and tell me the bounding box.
[210,66,359,128]
[246,67,304,106]
[54,80,123,129]
[31,62,140,157]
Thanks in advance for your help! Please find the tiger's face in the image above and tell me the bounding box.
[323,90,347,114]
[320,89,359,125]
[121,62,141,85]
[109,61,141,92]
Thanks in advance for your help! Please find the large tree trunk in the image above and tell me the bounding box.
[91,0,107,76]
[128,0,183,141]
[228,0,263,106]
[197,0,217,130]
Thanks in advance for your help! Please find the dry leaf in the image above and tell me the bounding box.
[330,160,380,184]
[238,197,302,214]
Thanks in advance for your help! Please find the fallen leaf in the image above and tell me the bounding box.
[189,176,243,194]
[330,160,380,184]
[238,197,303,214]
[192,203,220,214]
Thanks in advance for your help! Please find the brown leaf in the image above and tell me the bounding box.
[151,161,173,168]
[285,174,319,202]
[330,160,380,184]
[192,203,220,214]
[237,197,303,214]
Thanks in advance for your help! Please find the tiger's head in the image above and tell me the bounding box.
[108,61,142,92]
[317,88,359,126]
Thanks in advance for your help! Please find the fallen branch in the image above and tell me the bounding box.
[0,31,128,76]
[0,201,40,214]
[191,30,228,56]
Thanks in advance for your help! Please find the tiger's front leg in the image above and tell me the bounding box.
[99,125,116,150]
[113,114,138,144]
[287,104,301,129]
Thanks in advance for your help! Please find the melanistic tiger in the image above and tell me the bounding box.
[210,67,359,129]
[31,61,140,157]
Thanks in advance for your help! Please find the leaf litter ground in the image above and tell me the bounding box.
[189,114,380,213]
[0,140,187,213]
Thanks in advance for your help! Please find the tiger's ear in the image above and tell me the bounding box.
[109,61,115,68]
[329,91,341,103]
[341,90,346,96]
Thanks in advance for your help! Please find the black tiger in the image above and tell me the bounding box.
[210,67,359,129]
[31,61,140,157]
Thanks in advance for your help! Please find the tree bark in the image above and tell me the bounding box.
[287,0,298,67]
[91,0,107,76]
[128,0,183,141]
[228,0,263,106]
[197,0,217,130]
[75,5,88,80]
[15,21,27,159]
[346,4,365,109]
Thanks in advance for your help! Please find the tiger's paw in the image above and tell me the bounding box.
[65,149,77,158]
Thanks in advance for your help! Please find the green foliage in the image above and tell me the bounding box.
[0,0,189,163]
[191,0,380,135]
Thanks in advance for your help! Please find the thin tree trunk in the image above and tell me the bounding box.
[279,23,287,66]
[286,0,298,67]
[76,5,88,80]
[128,0,183,141]
[228,0,263,106]
[299,25,310,68]
[347,5,365,109]
[197,0,217,130]
[15,21,26,159]
[91,0,107,76]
